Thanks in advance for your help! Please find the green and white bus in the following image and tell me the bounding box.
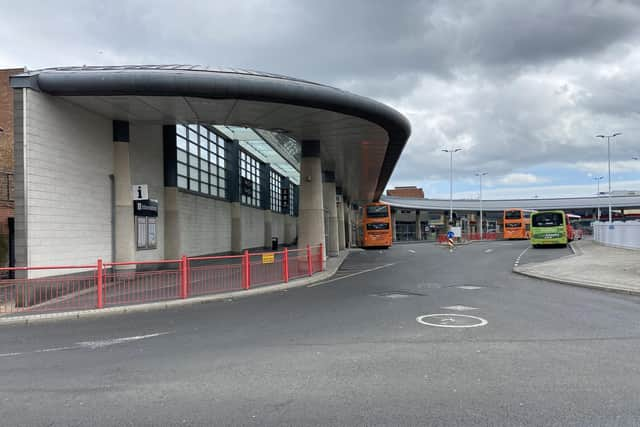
[530,210,577,247]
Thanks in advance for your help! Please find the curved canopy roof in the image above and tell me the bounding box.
[11,65,411,202]
[382,195,640,211]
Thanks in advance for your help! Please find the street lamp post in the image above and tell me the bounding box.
[596,133,621,223]
[442,148,462,225]
[475,172,488,240]
[593,175,603,221]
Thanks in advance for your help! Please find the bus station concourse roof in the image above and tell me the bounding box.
[381,194,640,212]
[11,65,411,203]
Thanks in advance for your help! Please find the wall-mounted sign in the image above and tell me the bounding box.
[262,253,275,264]
[133,199,159,217]
[132,184,149,201]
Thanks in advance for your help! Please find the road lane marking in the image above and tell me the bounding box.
[456,285,483,290]
[441,305,478,311]
[307,263,396,287]
[416,314,488,328]
[484,249,493,253]
[0,332,172,358]
[408,249,416,254]
[76,332,171,349]
[514,246,530,268]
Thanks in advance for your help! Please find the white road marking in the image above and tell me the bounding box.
[456,285,483,290]
[408,249,416,254]
[484,249,493,253]
[441,305,478,311]
[0,332,171,358]
[307,263,396,287]
[416,314,488,328]
[76,332,171,349]
[514,246,530,268]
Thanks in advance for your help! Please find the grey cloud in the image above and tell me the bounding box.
[2,0,640,188]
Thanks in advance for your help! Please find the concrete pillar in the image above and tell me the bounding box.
[391,209,397,242]
[298,140,325,255]
[264,210,273,248]
[336,189,346,250]
[113,121,135,263]
[344,198,352,248]
[323,171,339,257]
[164,187,179,258]
[415,209,422,240]
[231,202,243,253]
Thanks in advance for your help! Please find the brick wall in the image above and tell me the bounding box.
[386,186,425,198]
[0,68,23,173]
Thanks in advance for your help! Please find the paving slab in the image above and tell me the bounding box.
[514,239,640,295]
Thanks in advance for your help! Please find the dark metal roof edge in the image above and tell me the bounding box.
[10,67,411,200]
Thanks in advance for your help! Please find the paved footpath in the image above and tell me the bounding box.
[515,239,640,294]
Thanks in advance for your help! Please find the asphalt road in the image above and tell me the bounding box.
[2,240,640,426]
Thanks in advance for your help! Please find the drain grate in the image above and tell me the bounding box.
[371,290,426,298]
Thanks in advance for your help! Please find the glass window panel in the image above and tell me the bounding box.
[188,124,198,132]
[219,178,226,189]
[177,176,188,188]
[200,159,208,170]
[177,149,187,163]
[177,125,187,137]
[199,133,208,147]
[147,218,157,248]
[189,179,198,191]
[199,147,208,159]
[218,158,225,169]
[209,143,217,155]
[177,136,187,150]
[188,142,198,155]
[189,167,198,178]
[210,186,218,197]
[200,171,209,183]
[199,125,206,135]
[189,154,198,166]
[210,174,217,184]
[210,156,218,166]
[177,163,187,176]
[219,189,226,199]
[136,217,147,249]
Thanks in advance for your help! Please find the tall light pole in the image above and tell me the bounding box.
[593,175,603,221]
[596,133,621,222]
[475,172,488,240]
[442,148,462,225]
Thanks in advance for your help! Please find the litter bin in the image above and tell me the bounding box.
[271,237,278,250]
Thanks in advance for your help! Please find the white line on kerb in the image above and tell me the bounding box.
[307,263,396,287]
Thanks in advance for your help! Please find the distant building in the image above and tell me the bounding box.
[0,68,22,270]
[386,186,424,198]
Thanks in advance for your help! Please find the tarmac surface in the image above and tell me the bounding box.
[2,240,640,426]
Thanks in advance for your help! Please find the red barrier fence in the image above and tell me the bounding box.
[0,244,325,316]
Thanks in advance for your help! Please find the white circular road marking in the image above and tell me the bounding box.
[416,314,488,328]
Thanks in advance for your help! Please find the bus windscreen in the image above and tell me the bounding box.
[505,211,522,219]
[532,212,563,227]
[366,205,389,218]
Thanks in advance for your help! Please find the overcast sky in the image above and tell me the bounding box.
[2,0,640,199]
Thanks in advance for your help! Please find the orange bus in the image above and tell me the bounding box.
[503,208,535,239]
[362,202,393,248]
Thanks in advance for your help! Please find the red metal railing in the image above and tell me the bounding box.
[0,244,325,316]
